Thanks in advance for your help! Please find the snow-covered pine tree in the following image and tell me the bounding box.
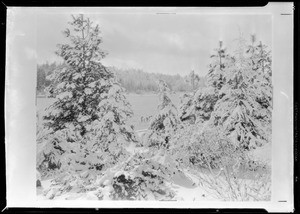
[178,92,195,123]
[245,35,272,147]
[82,79,137,169]
[207,40,230,90]
[192,86,219,123]
[178,70,201,124]
[44,14,113,136]
[145,80,179,149]
[39,14,136,183]
[208,34,272,150]
[189,41,231,123]
[246,35,272,110]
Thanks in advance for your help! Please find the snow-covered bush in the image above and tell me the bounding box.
[192,87,219,123]
[111,171,174,200]
[170,122,201,167]
[196,165,271,201]
[178,86,218,125]
[37,129,70,177]
[43,150,177,201]
[144,80,179,150]
[110,151,176,200]
[171,123,240,170]
[172,124,271,201]
[178,92,196,124]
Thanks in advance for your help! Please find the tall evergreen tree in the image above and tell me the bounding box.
[246,35,272,144]
[188,41,231,123]
[45,14,112,136]
[40,14,136,176]
[246,36,272,110]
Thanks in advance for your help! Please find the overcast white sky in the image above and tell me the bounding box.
[37,10,272,77]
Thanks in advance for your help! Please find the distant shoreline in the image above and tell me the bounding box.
[36,91,189,98]
[125,91,187,96]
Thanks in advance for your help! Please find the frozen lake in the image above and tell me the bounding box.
[36,93,183,130]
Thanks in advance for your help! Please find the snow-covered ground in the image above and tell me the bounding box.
[248,143,272,166]
[37,170,214,201]
[37,130,271,201]
[37,132,216,201]
[169,171,214,201]
[36,124,271,199]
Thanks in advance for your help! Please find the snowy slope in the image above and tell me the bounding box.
[37,136,217,201]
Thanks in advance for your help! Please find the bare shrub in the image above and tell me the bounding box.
[193,129,271,201]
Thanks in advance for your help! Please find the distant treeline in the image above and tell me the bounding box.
[37,62,206,94]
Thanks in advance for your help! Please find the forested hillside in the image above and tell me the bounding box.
[37,63,206,95]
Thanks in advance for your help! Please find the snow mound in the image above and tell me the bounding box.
[171,171,195,189]
[248,143,271,166]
